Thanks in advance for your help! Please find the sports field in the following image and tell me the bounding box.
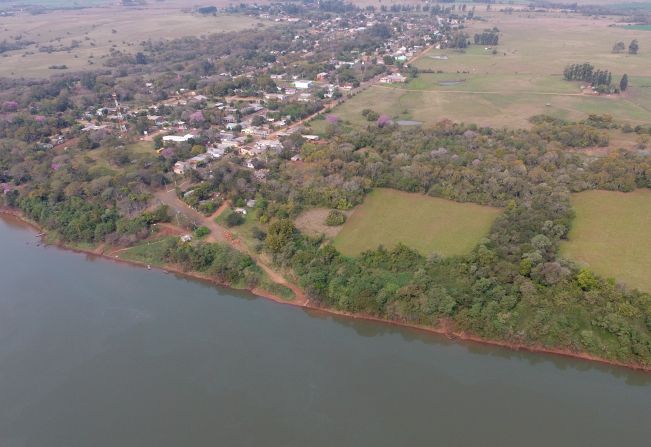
[561,189,651,292]
[333,189,500,257]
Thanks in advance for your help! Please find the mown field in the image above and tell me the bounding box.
[330,11,651,128]
[333,188,500,257]
[0,6,264,77]
[561,189,651,292]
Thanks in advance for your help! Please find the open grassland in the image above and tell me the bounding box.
[330,83,651,128]
[561,189,651,292]
[334,12,651,128]
[0,5,264,77]
[333,188,500,257]
[414,13,651,77]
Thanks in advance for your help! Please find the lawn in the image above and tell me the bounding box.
[561,189,651,292]
[333,189,500,257]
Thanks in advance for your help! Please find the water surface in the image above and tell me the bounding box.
[1,215,650,447]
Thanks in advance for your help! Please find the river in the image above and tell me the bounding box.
[1,215,650,447]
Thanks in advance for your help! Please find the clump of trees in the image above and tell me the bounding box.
[474,28,499,46]
[563,63,612,86]
[325,209,347,226]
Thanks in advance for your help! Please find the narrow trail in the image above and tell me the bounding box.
[154,189,308,305]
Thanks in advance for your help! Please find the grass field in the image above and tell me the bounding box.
[561,189,651,292]
[333,188,500,257]
[0,5,264,77]
[331,11,651,128]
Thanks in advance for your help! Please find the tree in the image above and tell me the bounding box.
[325,209,346,226]
[135,52,147,65]
[629,39,639,55]
[620,74,629,92]
[612,41,625,53]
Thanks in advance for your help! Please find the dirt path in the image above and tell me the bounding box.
[154,189,307,304]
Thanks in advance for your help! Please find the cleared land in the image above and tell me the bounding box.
[561,189,651,292]
[0,5,264,77]
[333,188,500,257]
[295,208,353,239]
[331,12,651,128]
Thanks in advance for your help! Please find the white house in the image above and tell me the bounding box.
[163,134,195,143]
[294,80,313,89]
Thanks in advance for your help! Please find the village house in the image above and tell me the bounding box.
[380,73,407,84]
[294,80,313,89]
[163,134,195,143]
[173,161,189,175]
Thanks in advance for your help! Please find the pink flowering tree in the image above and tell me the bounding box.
[189,110,205,124]
[377,114,392,128]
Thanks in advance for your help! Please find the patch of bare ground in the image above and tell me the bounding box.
[295,208,353,239]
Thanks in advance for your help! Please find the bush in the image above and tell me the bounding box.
[194,226,211,238]
[325,209,346,226]
[225,211,245,227]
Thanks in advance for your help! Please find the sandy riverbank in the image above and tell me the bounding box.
[2,208,650,373]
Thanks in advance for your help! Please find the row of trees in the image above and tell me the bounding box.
[563,63,612,86]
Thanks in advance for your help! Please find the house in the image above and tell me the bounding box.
[294,80,313,89]
[234,207,247,215]
[173,161,189,175]
[163,134,195,143]
[180,234,193,242]
[188,153,210,168]
[316,72,328,81]
[303,134,320,141]
[291,154,302,162]
[207,146,226,158]
[380,73,407,84]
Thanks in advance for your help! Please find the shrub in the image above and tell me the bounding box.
[325,209,346,226]
[225,211,245,227]
[194,226,211,238]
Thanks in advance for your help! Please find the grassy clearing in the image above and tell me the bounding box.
[333,188,500,257]
[561,189,651,292]
[118,236,176,267]
[294,207,352,239]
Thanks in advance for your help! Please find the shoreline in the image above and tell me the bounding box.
[2,208,650,374]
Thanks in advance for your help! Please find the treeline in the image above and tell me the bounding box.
[563,63,612,86]
[160,238,262,287]
[474,29,499,46]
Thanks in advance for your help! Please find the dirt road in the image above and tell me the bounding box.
[154,189,307,304]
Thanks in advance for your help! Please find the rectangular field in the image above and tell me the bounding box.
[561,189,651,292]
[333,189,500,257]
